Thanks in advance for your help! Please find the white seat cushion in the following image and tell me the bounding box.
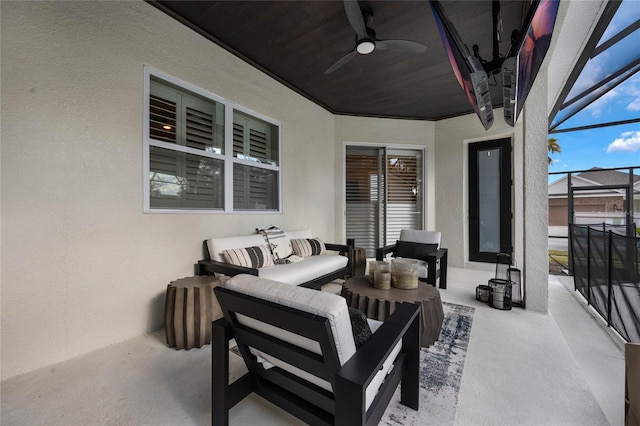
[257,253,348,285]
[284,229,313,240]
[225,274,356,364]
[207,234,266,262]
[413,259,428,279]
[366,317,402,410]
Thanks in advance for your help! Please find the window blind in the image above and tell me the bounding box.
[346,148,385,257]
[386,153,422,244]
[345,147,423,257]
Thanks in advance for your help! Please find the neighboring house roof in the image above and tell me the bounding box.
[576,167,640,186]
[548,167,640,197]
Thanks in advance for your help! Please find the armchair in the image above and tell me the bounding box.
[212,274,420,426]
[376,229,448,289]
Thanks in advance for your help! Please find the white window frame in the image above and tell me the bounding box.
[143,66,282,214]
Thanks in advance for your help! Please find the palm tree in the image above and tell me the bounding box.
[548,137,561,165]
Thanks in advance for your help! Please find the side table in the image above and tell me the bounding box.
[164,276,222,350]
[341,275,444,347]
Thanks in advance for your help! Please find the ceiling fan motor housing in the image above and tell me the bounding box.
[357,27,377,54]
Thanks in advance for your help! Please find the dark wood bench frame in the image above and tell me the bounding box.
[376,245,448,289]
[198,241,354,290]
[213,287,421,426]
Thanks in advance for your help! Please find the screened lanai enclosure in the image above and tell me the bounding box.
[546,0,640,343]
[549,166,640,343]
[571,224,640,343]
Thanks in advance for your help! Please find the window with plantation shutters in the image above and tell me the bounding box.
[232,110,279,210]
[345,146,423,257]
[144,67,281,213]
[232,111,277,165]
[148,80,224,209]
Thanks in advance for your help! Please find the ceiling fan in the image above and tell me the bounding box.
[324,0,428,74]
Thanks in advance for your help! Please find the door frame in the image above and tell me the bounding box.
[468,138,513,263]
[343,143,426,256]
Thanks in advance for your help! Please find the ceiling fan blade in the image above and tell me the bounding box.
[343,0,367,40]
[324,50,358,74]
[376,39,427,53]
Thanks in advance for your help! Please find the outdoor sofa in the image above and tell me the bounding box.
[198,228,353,290]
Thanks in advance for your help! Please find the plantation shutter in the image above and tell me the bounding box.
[149,82,178,144]
[182,96,219,152]
[180,96,221,208]
[232,123,244,158]
[149,80,224,209]
[149,147,180,208]
[232,114,272,162]
[232,113,274,210]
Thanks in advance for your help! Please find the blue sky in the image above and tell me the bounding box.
[548,72,640,174]
[548,0,639,177]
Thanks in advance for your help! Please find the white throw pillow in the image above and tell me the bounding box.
[258,226,294,263]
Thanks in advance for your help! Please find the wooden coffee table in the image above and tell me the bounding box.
[341,275,444,347]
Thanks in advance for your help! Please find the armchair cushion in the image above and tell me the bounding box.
[225,274,356,364]
[399,229,441,247]
[377,229,448,289]
[394,240,438,260]
[412,260,429,280]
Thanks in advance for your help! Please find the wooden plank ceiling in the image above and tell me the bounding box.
[151,1,527,121]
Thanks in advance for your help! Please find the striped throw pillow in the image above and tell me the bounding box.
[222,245,274,269]
[291,238,326,258]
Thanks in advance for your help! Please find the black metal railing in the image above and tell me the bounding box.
[570,224,640,343]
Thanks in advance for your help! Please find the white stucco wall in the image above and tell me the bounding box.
[434,110,524,270]
[434,105,551,310]
[333,116,436,241]
[522,70,551,313]
[435,103,548,312]
[0,0,596,380]
[0,1,336,380]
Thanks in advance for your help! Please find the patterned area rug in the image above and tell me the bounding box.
[380,302,475,426]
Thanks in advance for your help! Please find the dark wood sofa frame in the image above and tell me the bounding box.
[213,286,421,426]
[376,244,448,289]
[198,241,354,290]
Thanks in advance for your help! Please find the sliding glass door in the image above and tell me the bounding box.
[345,146,423,257]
